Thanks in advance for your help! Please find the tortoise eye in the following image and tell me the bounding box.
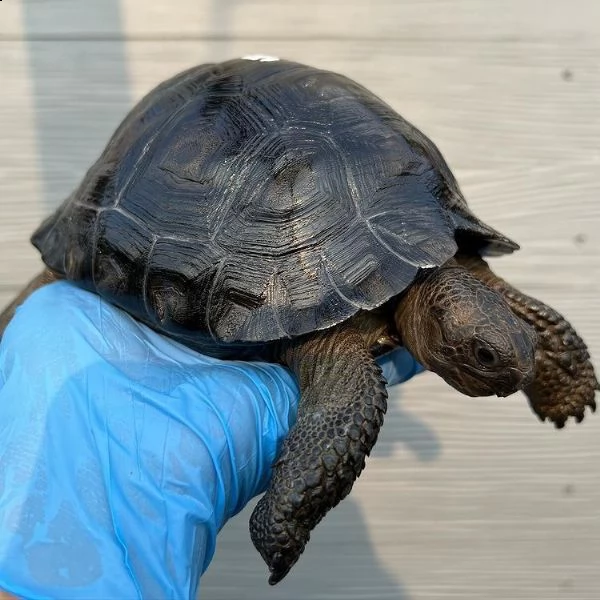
[473,341,500,368]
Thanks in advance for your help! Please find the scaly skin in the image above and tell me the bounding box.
[457,254,599,427]
[251,324,388,584]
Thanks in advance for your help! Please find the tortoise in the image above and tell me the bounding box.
[0,56,597,585]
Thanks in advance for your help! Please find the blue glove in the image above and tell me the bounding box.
[0,282,422,599]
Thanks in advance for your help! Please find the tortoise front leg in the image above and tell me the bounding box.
[250,324,387,584]
[0,270,59,339]
[457,254,598,427]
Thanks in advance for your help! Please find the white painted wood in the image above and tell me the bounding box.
[0,3,599,598]
[0,27,46,297]
[0,0,24,35]
[2,0,599,41]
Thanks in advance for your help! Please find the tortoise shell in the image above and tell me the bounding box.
[32,57,517,354]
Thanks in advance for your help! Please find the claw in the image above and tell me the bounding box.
[267,553,292,586]
[527,378,597,428]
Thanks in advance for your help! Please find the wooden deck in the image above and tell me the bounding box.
[1,1,599,598]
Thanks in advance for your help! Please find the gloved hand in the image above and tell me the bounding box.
[0,282,422,599]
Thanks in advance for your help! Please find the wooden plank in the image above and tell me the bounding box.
[1,0,127,38]
[0,37,46,291]
[0,0,23,36]
[2,0,600,40]
[0,37,599,599]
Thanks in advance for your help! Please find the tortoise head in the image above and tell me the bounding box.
[396,263,537,397]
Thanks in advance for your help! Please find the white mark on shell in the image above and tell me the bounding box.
[242,54,280,62]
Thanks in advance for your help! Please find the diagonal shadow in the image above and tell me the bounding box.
[23,1,132,211]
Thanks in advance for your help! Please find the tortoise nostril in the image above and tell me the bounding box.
[474,342,499,368]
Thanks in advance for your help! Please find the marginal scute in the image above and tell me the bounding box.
[145,237,221,334]
[93,209,151,316]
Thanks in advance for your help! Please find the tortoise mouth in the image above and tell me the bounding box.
[456,363,534,398]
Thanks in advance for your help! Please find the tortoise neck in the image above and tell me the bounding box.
[393,261,464,369]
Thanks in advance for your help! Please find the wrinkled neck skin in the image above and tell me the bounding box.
[395,260,464,367]
[394,259,537,398]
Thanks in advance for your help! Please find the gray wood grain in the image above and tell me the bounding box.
[0,3,599,598]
